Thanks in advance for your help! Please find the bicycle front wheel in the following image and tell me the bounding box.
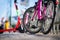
[23,7,42,34]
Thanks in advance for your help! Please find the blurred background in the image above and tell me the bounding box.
[0,0,38,25]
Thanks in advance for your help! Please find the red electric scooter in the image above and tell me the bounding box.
[0,0,24,34]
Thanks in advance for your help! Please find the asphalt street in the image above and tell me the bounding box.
[0,32,60,40]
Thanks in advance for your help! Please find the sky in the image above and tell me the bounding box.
[0,0,38,19]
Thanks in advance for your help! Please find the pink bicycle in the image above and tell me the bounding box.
[23,0,57,34]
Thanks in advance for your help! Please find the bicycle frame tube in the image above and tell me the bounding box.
[31,8,37,21]
[38,0,43,20]
[31,0,47,20]
[32,0,43,20]
[38,0,47,20]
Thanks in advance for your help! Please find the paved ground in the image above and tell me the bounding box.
[0,32,60,40]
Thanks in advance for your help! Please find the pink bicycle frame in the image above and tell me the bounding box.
[38,0,43,19]
[32,0,46,20]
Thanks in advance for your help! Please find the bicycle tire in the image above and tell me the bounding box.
[23,7,42,34]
